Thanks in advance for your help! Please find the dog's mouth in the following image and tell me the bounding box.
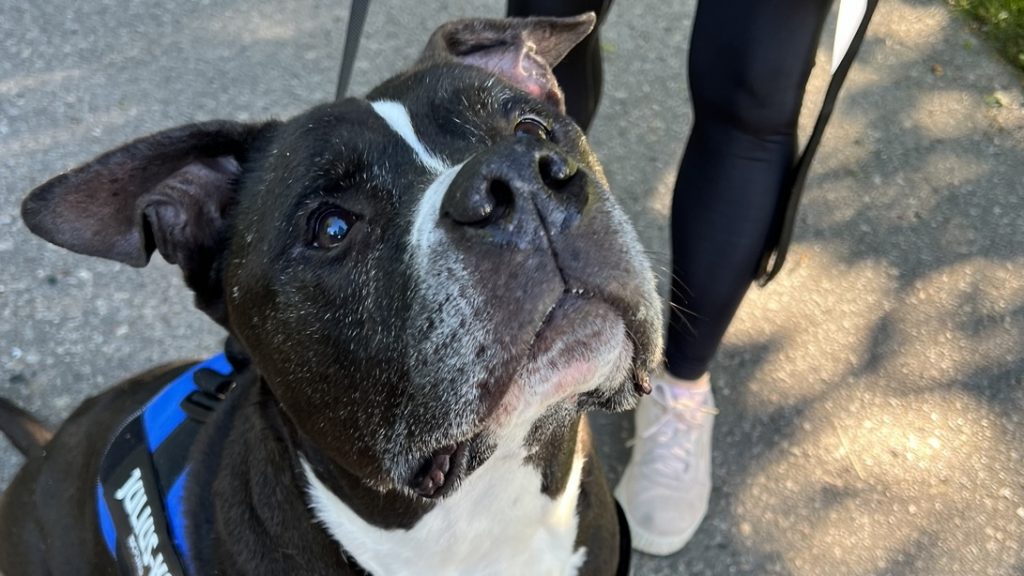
[410,438,477,499]
[517,288,635,403]
[405,288,642,500]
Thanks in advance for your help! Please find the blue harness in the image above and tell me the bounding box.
[95,355,234,576]
[91,354,632,576]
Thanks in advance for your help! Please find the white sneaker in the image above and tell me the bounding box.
[614,374,717,556]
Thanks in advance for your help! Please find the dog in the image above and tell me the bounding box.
[0,14,662,575]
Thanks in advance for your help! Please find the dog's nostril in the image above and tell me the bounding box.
[443,178,517,228]
[486,179,514,223]
[538,154,576,191]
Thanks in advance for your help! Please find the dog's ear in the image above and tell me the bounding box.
[22,120,273,325]
[418,13,596,111]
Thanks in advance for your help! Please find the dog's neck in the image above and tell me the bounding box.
[302,421,589,575]
[192,374,589,575]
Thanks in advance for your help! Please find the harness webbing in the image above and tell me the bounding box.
[96,355,233,576]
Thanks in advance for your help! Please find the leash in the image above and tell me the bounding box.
[755,0,880,285]
[335,0,371,99]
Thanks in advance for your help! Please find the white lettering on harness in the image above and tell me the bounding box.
[114,467,173,576]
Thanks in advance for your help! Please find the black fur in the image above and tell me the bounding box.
[1,15,661,575]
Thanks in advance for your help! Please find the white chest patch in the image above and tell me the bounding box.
[302,431,588,576]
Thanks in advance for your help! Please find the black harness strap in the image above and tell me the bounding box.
[755,0,880,285]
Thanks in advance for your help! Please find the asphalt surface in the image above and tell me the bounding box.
[2,1,1023,574]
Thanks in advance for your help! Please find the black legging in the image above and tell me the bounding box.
[509,0,834,379]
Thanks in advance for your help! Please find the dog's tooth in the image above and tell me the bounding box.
[417,471,441,497]
[414,445,458,497]
[435,453,451,474]
[633,371,652,396]
[417,476,438,497]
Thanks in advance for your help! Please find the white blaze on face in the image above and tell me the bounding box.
[370,100,448,174]
[410,162,461,264]
[368,100,489,455]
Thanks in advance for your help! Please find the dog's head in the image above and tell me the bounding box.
[22,15,662,501]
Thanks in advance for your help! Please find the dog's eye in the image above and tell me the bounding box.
[311,207,356,249]
[514,116,550,140]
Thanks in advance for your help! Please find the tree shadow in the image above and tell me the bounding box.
[592,339,817,575]
[588,0,1024,573]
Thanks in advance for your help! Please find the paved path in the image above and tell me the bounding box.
[2,1,1022,573]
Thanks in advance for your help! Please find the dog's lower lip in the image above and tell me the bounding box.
[412,442,468,498]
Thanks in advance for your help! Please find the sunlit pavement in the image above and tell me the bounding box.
[2,1,1022,574]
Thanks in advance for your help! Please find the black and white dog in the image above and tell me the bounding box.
[0,14,662,575]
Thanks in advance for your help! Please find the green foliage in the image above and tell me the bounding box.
[951,0,1024,70]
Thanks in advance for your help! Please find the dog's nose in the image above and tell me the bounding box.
[441,139,588,241]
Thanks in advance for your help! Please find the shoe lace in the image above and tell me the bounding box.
[628,387,718,479]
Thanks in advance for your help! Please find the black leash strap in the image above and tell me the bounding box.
[755,0,880,285]
[335,0,371,100]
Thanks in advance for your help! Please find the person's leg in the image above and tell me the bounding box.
[507,0,612,131]
[665,0,831,379]
[617,0,834,556]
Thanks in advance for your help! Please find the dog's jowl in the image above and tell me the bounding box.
[0,14,662,576]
